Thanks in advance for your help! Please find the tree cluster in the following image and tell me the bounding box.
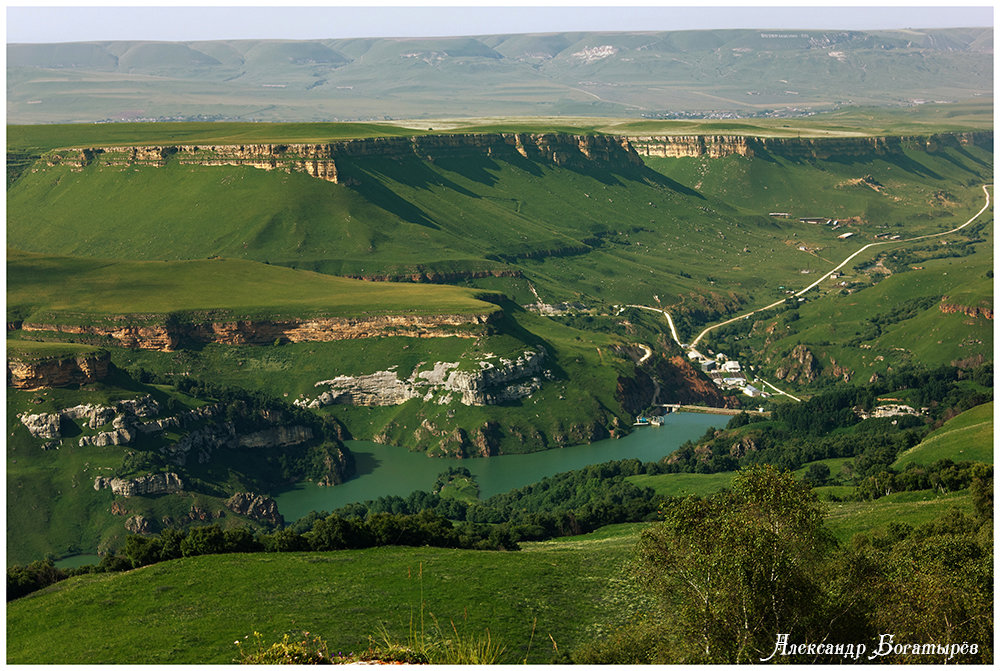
[574,465,993,664]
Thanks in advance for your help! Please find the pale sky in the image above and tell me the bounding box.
[6,3,994,44]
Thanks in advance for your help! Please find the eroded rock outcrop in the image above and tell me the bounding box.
[225,492,284,526]
[18,394,161,442]
[298,348,548,409]
[774,344,820,384]
[79,427,134,447]
[125,515,155,534]
[939,298,993,320]
[19,412,63,439]
[94,472,183,496]
[7,350,111,390]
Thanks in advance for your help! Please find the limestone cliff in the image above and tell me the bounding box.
[20,312,495,352]
[297,347,548,409]
[7,350,111,390]
[94,472,184,497]
[628,131,992,160]
[18,394,161,440]
[43,132,643,184]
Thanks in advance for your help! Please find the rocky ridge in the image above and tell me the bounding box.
[296,347,548,409]
[43,132,643,184]
[628,131,992,160]
[19,312,496,352]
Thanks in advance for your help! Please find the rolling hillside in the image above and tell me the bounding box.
[8,28,992,123]
[6,524,647,664]
[894,402,994,467]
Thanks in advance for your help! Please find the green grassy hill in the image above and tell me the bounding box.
[6,524,647,664]
[8,126,992,321]
[7,250,498,325]
[894,402,994,467]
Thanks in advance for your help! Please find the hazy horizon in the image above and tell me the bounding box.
[6,4,994,45]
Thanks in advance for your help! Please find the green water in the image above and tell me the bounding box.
[275,412,725,521]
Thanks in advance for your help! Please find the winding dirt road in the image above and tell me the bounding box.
[626,184,992,403]
[689,184,992,347]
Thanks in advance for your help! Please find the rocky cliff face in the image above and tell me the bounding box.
[297,347,548,409]
[44,132,643,184]
[20,312,495,352]
[7,350,111,390]
[628,131,992,160]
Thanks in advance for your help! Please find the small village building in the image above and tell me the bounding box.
[837,231,855,239]
[722,361,741,373]
[743,385,763,397]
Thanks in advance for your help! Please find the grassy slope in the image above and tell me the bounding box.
[7,250,497,324]
[823,489,973,542]
[6,339,103,360]
[894,402,994,467]
[694,178,992,382]
[9,130,991,317]
[625,469,976,542]
[6,523,646,664]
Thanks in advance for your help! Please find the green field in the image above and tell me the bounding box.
[823,489,974,541]
[6,339,104,361]
[894,402,994,467]
[7,250,497,325]
[625,471,735,497]
[6,524,647,664]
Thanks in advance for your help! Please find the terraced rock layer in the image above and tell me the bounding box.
[44,132,644,184]
[628,131,992,159]
[19,312,496,351]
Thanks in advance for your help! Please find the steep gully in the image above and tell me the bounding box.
[629,184,993,402]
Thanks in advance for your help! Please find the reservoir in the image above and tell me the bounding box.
[275,411,725,521]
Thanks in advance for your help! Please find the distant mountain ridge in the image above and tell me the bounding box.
[7,27,992,123]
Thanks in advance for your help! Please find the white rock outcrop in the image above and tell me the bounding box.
[297,348,547,409]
